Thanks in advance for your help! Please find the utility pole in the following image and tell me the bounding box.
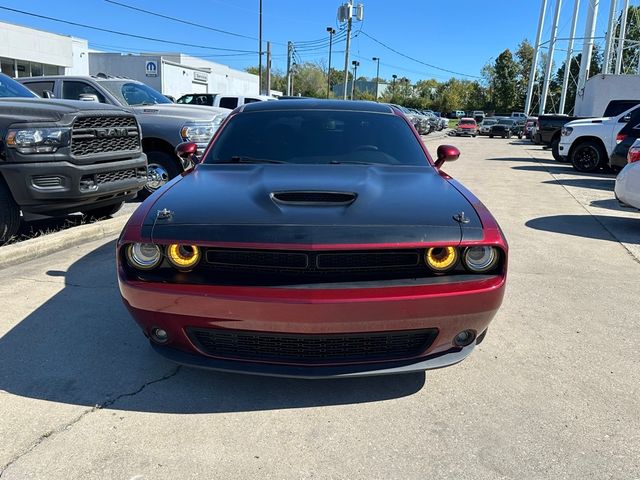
[603,0,618,73]
[339,2,364,100]
[615,0,630,74]
[326,27,335,99]
[266,41,271,96]
[525,0,548,116]
[286,41,293,96]
[351,60,359,100]
[539,0,562,115]
[575,0,599,114]
[559,0,580,114]
[258,0,263,95]
[372,57,380,101]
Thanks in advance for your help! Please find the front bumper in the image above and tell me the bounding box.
[455,129,476,136]
[119,271,506,377]
[1,154,147,214]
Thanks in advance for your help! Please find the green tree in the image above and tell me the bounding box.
[515,40,534,110]
[493,49,519,112]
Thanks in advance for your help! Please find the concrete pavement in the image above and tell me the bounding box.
[0,136,638,479]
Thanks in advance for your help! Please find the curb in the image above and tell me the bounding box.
[0,215,128,270]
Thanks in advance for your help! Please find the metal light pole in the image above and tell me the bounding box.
[351,60,359,100]
[559,0,581,114]
[326,27,335,99]
[258,0,263,95]
[575,0,600,112]
[391,74,397,97]
[615,0,630,74]
[539,0,563,115]
[524,0,548,116]
[603,0,618,73]
[342,0,353,99]
[372,56,380,101]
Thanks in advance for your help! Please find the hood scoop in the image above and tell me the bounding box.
[270,191,357,206]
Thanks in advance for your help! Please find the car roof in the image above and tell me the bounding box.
[241,99,395,113]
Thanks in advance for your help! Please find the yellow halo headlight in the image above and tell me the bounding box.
[425,246,458,272]
[166,244,201,271]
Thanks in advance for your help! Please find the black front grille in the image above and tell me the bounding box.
[204,248,421,272]
[272,191,356,205]
[187,327,438,364]
[71,115,140,157]
[96,168,137,185]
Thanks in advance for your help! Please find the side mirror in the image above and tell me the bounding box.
[622,114,632,122]
[175,142,201,167]
[78,93,100,103]
[42,90,55,99]
[435,145,460,168]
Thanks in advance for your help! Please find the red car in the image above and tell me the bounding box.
[454,118,478,137]
[118,100,508,378]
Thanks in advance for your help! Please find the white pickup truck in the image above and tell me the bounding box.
[558,105,640,172]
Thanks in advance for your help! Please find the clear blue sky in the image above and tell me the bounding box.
[0,0,617,82]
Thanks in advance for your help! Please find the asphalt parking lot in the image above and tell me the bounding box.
[0,135,639,479]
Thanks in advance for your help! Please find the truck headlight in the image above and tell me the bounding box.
[6,127,71,154]
[561,127,573,136]
[180,122,216,144]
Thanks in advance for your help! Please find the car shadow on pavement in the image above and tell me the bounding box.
[513,164,616,176]
[590,198,637,213]
[485,157,559,166]
[526,214,640,244]
[541,178,616,191]
[0,241,425,414]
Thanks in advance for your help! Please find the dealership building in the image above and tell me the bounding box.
[0,21,260,98]
[88,52,260,99]
[0,21,88,78]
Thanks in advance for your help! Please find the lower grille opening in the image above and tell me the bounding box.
[186,327,438,364]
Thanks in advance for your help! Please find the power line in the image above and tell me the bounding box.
[104,0,263,42]
[0,5,258,53]
[359,30,482,79]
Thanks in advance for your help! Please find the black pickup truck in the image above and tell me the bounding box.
[0,73,147,244]
[533,115,578,161]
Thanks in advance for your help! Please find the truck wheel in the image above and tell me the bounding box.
[0,181,20,245]
[138,151,180,200]
[81,201,124,219]
[571,140,606,173]
[551,138,567,162]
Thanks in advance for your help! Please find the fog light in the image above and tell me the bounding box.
[453,330,476,347]
[151,327,169,344]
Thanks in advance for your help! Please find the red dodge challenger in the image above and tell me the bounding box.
[117,100,507,378]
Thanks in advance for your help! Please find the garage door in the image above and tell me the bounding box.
[191,82,208,94]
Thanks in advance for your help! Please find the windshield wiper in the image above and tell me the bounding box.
[218,156,286,164]
[329,160,379,165]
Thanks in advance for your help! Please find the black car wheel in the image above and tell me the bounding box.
[551,138,567,162]
[81,201,124,219]
[489,135,494,138]
[571,140,606,172]
[0,180,20,245]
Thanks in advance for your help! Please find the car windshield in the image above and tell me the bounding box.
[99,81,172,106]
[483,119,498,125]
[205,110,429,166]
[459,119,475,125]
[0,73,37,98]
[498,119,514,125]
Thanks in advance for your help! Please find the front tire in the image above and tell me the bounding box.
[571,140,606,173]
[81,201,124,219]
[0,181,20,245]
[138,151,181,200]
[551,138,567,162]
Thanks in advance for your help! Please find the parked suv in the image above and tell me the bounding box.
[176,93,274,109]
[19,74,231,196]
[0,73,147,244]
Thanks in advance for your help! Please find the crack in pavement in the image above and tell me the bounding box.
[522,145,640,265]
[0,366,181,478]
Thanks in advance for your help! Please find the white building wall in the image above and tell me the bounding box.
[575,74,640,117]
[89,52,259,99]
[66,38,89,75]
[0,21,73,67]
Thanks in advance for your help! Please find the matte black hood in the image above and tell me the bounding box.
[144,164,483,245]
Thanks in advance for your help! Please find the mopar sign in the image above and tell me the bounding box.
[145,61,158,77]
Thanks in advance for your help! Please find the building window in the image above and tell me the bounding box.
[0,57,14,77]
[16,60,30,77]
[30,62,43,77]
[43,64,60,76]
